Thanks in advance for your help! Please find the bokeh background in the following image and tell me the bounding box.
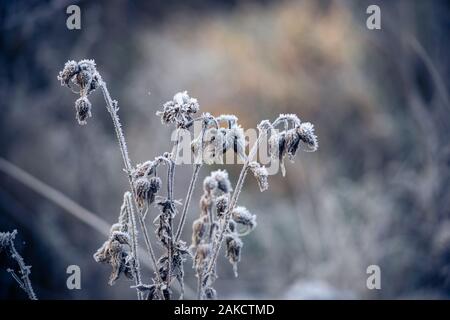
[1,0,450,299]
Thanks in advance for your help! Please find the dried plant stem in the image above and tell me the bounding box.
[125,193,143,300]
[100,81,132,175]
[166,133,180,294]
[2,231,37,300]
[166,160,175,293]
[176,124,207,241]
[197,273,203,300]
[175,164,201,241]
[137,212,165,298]
[99,81,164,298]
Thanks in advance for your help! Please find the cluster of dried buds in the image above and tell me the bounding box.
[131,160,162,210]
[57,60,102,125]
[59,59,318,300]
[131,154,190,299]
[156,91,200,128]
[93,194,136,285]
[264,114,318,176]
[189,113,247,165]
[190,169,257,299]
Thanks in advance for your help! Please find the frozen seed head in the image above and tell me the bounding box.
[93,231,134,285]
[231,206,257,235]
[194,242,211,271]
[156,91,199,128]
[174,91,199,113]
[215,195,229,216]
[134,176,161,207]
[211,169,232,194]
[269,131,287,176]
[297,122,318,152]
[132,161,155,180]
[191,136,203,164]
[203,176,218,194]
[202,128,226,165]
[268,118,318,175]
[58,59,102,126]
[156,198,177,216]
[149,176,162,193]
[58,59,100,95]
[191,216,208,247]
[57,60,79,86]
[74,96,92,125]
[285,128,301,160]
[224,125,246,160]
[135,178,151,202]
[277,113,301,127]
[111,231,131,245]
[200,194,212,217]
[268,132,285,161]
[76,60,99,91]
[249,162,269,192]
[225,234,243,277]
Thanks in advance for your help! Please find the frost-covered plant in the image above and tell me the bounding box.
[58,59,318,300]
[93,192,140,291]
[0,230,37,300]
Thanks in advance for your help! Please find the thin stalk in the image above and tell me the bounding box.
[197,273,203,300]
[99,81,164,298]
[204,166,250,278]
[206,193,214,238]
[166,159,174,293]
[164,130,180,296]
[175,164,201,241]
[99,81,132,175]
[137,211,165,298]
[6,232,37,300]
[126,192,143,300]
[175,124,207,241]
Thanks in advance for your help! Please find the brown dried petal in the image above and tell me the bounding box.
[225,234,243,277]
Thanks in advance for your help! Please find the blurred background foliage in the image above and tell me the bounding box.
[1,0,449,299]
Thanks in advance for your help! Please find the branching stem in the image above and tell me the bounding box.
[99,80,165,299]
[125,192,143,300]
[1,230,37,300]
